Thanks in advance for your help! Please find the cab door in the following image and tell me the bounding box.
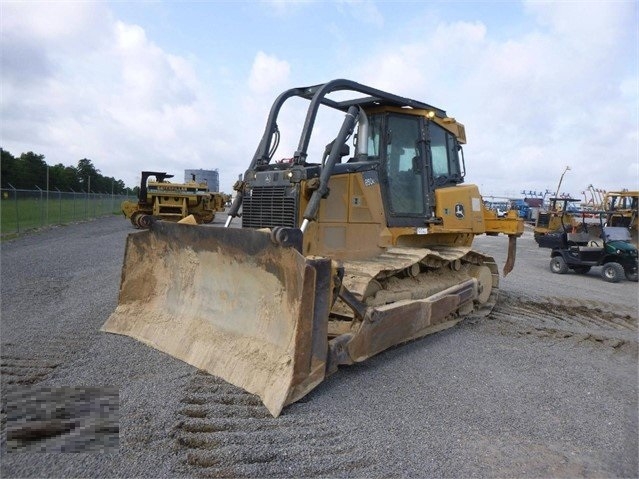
[381,113,431,227]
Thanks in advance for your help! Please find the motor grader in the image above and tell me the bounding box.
[121,171,226,228]
[103,80,523,417]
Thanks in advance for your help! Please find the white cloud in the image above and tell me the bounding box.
[1,2,110,46]
[248,52,291,95]
[349,2,638,196]
[1,1,636,197]
[523,0,631,51]
[262,0,314,17]
[337,0,384,27]
[0,3,233,189]
[354,21,486,97]
[239,52,297,164]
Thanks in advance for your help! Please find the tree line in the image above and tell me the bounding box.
[1,149,134,194]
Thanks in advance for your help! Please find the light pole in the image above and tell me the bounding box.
[554,166,571,198]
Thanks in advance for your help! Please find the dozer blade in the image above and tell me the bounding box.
[101,222,334,417]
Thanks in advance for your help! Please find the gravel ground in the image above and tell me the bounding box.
[1,214,637,478]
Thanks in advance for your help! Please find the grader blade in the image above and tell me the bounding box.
[101,222,334,417]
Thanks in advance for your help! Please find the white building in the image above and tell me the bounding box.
[185,169,219,192]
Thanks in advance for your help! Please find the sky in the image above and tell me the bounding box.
[1,0,638,200]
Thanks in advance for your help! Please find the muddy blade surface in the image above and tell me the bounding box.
[102,223,328,417]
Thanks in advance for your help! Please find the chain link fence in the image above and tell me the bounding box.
[1,187,136,236]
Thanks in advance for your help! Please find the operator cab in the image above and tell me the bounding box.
[360,110,465,227]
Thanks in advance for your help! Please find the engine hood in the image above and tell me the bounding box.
[607,240,637,255]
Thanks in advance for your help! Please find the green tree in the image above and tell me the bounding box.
[15,152,48,189]
[50,163,80,191]
[76,158,100,192]
[108,178,127,195]
[1,149,17,187]
[1,149,134,192]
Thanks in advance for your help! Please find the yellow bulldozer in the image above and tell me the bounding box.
[121,171,226,228]
[103,80,524,417]
[533,196,582,247]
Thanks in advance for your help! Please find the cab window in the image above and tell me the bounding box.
[429,122,461,182]
[385,115,424,215]
[366,114,383,159]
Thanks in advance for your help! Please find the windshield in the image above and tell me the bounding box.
[603,227,632,242]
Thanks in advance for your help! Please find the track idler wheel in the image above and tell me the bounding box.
[137,214,153,229]
[130,212,142,229]
[468,265,493,304]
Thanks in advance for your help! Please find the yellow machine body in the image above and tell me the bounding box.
[121,171,226,228]
[604,190,638,244]
[103,81,523,416]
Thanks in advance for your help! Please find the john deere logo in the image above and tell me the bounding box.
[455,203,464,219]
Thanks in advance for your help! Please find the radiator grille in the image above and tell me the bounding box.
[242,186,298,229]
[537,212,550,228]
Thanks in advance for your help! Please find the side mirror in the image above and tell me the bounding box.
[340,144,350,157]
[323,140,350,158]
[412,156,422,173]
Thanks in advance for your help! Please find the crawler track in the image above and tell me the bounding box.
[334,247,500,325]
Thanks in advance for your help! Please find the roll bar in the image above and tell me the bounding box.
[226,79,447,226]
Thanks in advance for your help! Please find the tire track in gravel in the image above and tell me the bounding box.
[1,334,93,390]
[488,290,638,348]
[172,371,373,478]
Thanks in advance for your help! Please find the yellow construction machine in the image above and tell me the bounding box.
[121,171,226,228]
[604,190,638,244]
[103,80,524,417]
[533,196,582,246]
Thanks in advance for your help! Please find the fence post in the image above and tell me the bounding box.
[55,187,62,223]
[70,188,76,220]
[8,183,19,233]
[82,189,88,219]
[35,185,44,227]
[46,167,50,226]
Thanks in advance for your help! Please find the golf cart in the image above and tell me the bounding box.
[548,212,638,283]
